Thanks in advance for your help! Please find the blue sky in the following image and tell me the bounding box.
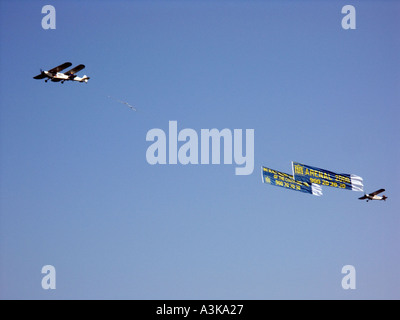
[0,0,399,299]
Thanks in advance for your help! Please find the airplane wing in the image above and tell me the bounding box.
[369,189,385,196]
[358,195,368,200]
[33,73,47,79]
[64,64,85,75]
[48,62,72,73]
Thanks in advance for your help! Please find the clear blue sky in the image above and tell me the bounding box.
[0,0,399,299]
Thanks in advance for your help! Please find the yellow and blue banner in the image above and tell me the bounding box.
[261,166,322,196]
[291,162,363,192]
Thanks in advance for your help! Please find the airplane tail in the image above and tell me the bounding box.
[81,75,90,83]
[382,195,387,201]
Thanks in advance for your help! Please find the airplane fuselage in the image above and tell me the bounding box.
[370,195,381,200]
[364,194,387,201]
[44,71,69,80]
[43,71,89,83]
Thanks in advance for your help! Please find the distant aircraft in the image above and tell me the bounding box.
[358,189,387,202]
[107,96,137,111]
[33,62,90,83]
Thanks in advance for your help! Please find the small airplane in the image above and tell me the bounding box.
[33,62,90,83]
[358,189,387,202]
[107,96,137,111]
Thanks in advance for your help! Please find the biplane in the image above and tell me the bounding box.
[358,189,387,202]
[33,62,90,83]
